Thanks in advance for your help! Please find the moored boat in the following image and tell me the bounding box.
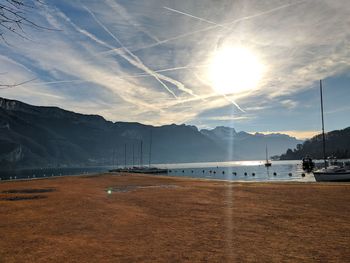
[312,80,350,182]
[313,166,350,182]
[264,146,272,167]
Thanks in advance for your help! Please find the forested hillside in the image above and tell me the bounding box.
[280,127,350,160]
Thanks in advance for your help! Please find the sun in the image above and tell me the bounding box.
[208,47,264,95]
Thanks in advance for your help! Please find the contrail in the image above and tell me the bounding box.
[24,79,89,86]
[106,0,162,44]
[82,5,178,99]
[193,72,245,112]
[224,1,305,27]
[100,26,216,56]
[56,10,119,54]
[163,6,227,28]
[133,64,209,76]
[22,65,208,88]
[101,1,305,55]
[164,86,246,114]
[83,4,199,98]
[222,94,246,113]
[28,77,166,113]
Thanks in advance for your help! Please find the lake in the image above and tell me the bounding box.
[0,160,317,182]
[155,160,316,182]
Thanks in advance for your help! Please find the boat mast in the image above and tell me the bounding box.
[116,147,119,168]
[124,143,127,168]
[132,144,135,167]
[112,148,115,168]
[140,140,143,167]
[265,145,268,162]
[320,80,327,168]
[149,130,152,168]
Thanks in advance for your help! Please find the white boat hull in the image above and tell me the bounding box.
[313,171,350,182]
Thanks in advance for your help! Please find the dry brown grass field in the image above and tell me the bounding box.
[0,174,349,262]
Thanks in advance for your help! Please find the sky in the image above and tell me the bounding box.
[0,0,349,140]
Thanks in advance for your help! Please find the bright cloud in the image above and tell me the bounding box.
[0,0,349,130]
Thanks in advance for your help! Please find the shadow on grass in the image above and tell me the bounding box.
[1,188,56,194]
[0,195,48,201]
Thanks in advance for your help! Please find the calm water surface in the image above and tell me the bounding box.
[155,160,316,182]
[0,160,316,182]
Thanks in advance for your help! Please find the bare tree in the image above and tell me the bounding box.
[0,0,54,88]
[0,77,36,89]
[0,0,47,42]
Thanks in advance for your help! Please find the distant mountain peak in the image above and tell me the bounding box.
[213,126,237,132]
[200,126,237,138]
[254,132,297,140]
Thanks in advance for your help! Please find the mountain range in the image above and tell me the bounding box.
[0,97,301,169]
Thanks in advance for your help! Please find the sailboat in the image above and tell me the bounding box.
[313,80,350,182]
[108,136,168,174]
[264,146,272,167]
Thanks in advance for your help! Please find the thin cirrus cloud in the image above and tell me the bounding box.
[0,0,349,131]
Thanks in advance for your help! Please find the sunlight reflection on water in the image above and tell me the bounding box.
[155,160,316,182]
[0,160,318,182]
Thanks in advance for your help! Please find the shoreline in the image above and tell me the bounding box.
[1,173,349,262]
[3,171,349,185]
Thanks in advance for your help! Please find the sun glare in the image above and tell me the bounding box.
[208,47,264,95]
